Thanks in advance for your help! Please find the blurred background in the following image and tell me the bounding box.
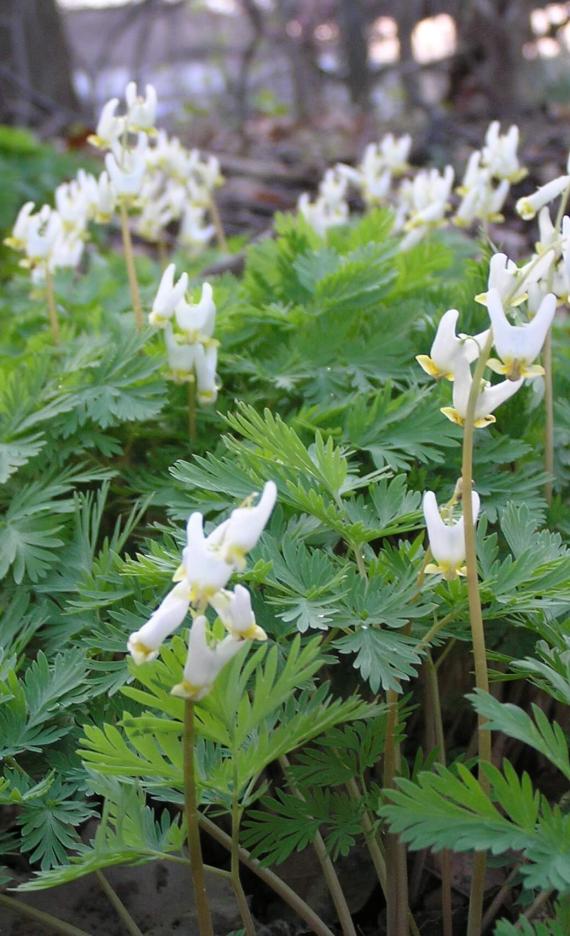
[1,1,570,234]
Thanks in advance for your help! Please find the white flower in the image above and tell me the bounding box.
[94,171,117,222]
[298,192,348,237]
[210,584,267,641]
[125,81,157,132]
[416,309,489,380]
[179,203,215,251]
[194,342,219,405]
[441,355,523,428]
[454,164,510,228]
[403,166,454,228]
[475,251,554,307]
[175,282,216,340]
[378,133,412,175]
[105,135,148,199]
[25,206,63,262]
[6,201,35,250]
[218,481,277,570]
[423,489,480,580]
[481,121,526,182]
[127,581,191,664]
[486,288,556,380]
[164,325,199,381]
[171,615,243,700]
[89,98,124,150]
[516,175,570,221]
[177,512,235,601]
[50,232,84,271]
[150,263,189,328]
[193,153,223,193]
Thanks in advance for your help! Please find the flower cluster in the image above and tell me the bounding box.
[128,482,277,699]
[6,81,225,289]
[338,133,411,208]
[150,263,219,402]
[454,121,526,229]
[298,167,349,237]
[297,122,528,253]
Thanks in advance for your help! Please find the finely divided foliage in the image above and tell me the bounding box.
[0,89,569,935]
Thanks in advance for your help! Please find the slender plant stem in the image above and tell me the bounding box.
[199,814,336,936]
[481,866,519,932]
[0,893,92,936]
[280,755,357,936]
[231,763,256,936]
[95,870,144,936]
[345,780,420,936]
[45,267,60,344]
[543,332,554,505]
[184,700,214,936]
[462,331,494,936]
[520,889,553,924]
[353,544,368,581]
[158,238,168,270]
[383,690,410,936]
[425,656,453,936]
[414,610,458,655]
[188,377,197,442]
[209,194,228,252]
[119,201,144,331]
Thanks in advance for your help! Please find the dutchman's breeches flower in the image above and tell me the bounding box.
[516,175,570,221]
[481,121,526,182]
[88,97,124,150]
[217,481,278,569]
[476,251,554,307]
[127,485,276,698]
[127,581,192,664]
[125,81,157,132]
[150,263,189,327]
[486,287,557,380]
[175,282,216,341]
[171,616,243,700]
[210,584,267,641]
[423,490,480,580]
[105,135,148,199]
[416,308,489,380]
[441,356,523,428]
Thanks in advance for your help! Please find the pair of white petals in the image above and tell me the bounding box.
[150,264,215,339]
[423,490,480,580]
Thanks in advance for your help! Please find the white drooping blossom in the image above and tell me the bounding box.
[175,283,216,342]
[397,166,454,251]
[440,355,523,428]
[481,121,526,183]
[125,81,157,133]
[298,167,349,236]
[210,584,267,641]
[416,309,489,380]
[486,287,557,380]
[516,175,570,221]
[171,615,244,700]
[127,581,193,665]
[5,201,36,251]
[179,203,216,252]
[423,489,480,580]
[152,266,220,401]
[127,485,277,700]
[89,98,125,150]
[150,263,189,328]
[475,251,554,308]
[105,134,148,200]
[454,152,510,228]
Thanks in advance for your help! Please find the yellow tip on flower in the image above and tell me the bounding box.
[238,623,268,642]
[171,679,205,700]
[172,563,186,582]
[416,355,453,380]
[473,415,496,428]
[128,640,158,665]
[440,406,464,426]
[425,561,466,581]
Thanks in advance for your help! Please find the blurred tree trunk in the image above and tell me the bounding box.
[450,0,533,115]
[0,0,78,129]
[338,0,370,109]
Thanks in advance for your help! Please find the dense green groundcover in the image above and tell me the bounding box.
[0,131,569,934]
